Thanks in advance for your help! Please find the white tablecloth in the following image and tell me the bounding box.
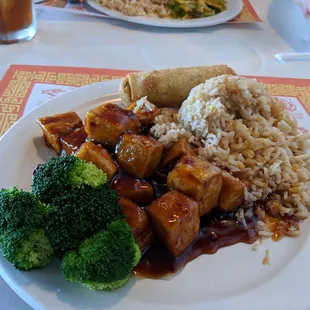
[0,0,309,309]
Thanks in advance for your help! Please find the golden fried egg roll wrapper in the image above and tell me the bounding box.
[119,65,237,108]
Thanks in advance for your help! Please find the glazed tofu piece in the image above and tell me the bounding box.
[76,141,117,182]
[60,127,87,155]
[126,97,160,125]
[37,112,83,154]
[218,171,246,212]
[112,174,154,205]
[116,133,164,179]
[148,190,199,257]
[118,196,153,252]
[161,137,196,168]
[84,103,139,148]
[167,155,222,216]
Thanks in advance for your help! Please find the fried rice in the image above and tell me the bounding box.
[97,0,227,18]
[151,75,310,235]
[97,0,171,18]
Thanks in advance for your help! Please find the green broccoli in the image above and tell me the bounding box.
[168,0,217,18]
[32,155,107,204]
[0,227,54,271]
[0,188,54,270]
[45,184,123,253]
[61,219,141,291]
[0,187,46,234]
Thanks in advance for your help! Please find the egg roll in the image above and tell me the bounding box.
[119,65,237,108]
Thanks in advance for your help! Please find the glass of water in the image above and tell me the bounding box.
[0,0,37,44]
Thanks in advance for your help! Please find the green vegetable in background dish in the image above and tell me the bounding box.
[0,187,46,234]
[45,184,123,253]
[61,219,141,291]
[0,227,54,271]
[32,155,107,204]
[168,0,226,19]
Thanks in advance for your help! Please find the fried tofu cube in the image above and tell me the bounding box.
[37,112,83,154]
[167,155,222,216]
[60,127,87,155]
[219,171,245,212]
[84,103,139,148]
[116,133,164,179]
[76,141,117,182]
[148,190,199,257]
[119,196,153,252]
[112,174,154,205]
[161,137,196,168]
[126,100,160,125]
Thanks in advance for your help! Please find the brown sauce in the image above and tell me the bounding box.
[60,127,87,155]
[85,103,140,148]
[40,107,285,280]
[134,212,257,279]
[112,173,154,205]
[38,112,83,136]
[263,213,299,241]
[111,133,258,279]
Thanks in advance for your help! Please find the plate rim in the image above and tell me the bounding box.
[85,0,243,28]
[0,79,310,310]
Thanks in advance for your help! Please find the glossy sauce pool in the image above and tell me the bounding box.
[134,212,257,279]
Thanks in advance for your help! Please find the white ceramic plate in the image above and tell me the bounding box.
[85,0,243,28]
[1,80,310,310]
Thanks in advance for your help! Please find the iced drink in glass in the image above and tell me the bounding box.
[0,0,37,44]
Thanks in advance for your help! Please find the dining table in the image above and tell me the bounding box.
[0,0,309,309]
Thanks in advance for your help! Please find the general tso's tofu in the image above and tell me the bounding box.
[76,141,117,182]
[116,133,164,179]
[84,103,139,148]
[60,127,87,155]
[37,112,83,154]
[167,155,222,216]
[126,98,160,125]
[112,174,154,205]
[118,196,153,252]
[148,190,199,257]
[161,137,196,168]
[219,171,246,212]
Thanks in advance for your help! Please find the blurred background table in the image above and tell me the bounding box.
[1,0,310,81]
[0,0,309,309]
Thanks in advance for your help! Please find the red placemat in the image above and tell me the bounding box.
[0,64,309,137]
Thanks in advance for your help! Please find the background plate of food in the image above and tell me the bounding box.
[0,66,309,310]
[85,0,243,28]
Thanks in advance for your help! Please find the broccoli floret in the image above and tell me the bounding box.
[32,155,107,204]
[0,188,54,271]
[61,219,141,291]
[82,275,131,291]
[0,228,54,271]
[45,185,123,253]
[0,187,46,234]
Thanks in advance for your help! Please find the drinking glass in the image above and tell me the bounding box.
[0,0,37,44]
